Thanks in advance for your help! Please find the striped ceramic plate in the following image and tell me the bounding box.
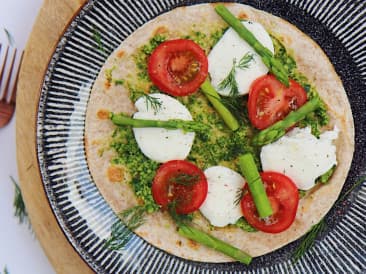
[36,0,366,273]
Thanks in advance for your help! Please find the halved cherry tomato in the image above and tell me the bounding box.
[248,74,307,129]
[241,171,299,233]
[148,39,208,96]
[152,160,208,214]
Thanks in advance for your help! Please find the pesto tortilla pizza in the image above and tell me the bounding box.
[84,3,354,264]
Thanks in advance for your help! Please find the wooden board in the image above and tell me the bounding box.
[15,0,93,273]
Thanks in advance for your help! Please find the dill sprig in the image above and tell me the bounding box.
[105,205,147,250]
[169,173,200,186]
[11,176,28,225]
[92,27,105,53]
[234,187,244,206]
[168,202,193,226]
[219,59,239,96]
[133,92,162,113]
[237,52,255,69]
[4,28,15,47]
[119,205,146,230]
[292,175,366,263]
[218,52,254,96]
[104,218,133,250]
[292,219,326,263]
[3,266,9,274]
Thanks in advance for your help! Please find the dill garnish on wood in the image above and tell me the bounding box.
[11,176,28,225]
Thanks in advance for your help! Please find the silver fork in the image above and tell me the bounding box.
[0,44,23,128]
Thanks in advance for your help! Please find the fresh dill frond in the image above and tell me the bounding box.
[169,173,200,186]
[292,219,326,263]
[218,52,254,96]
[11,177,28,225]
[4,28,15,47]
[92,27,105,53]
[168,202,193,226]
[292,175,366,263]
[3,266,9,274]
[220,96,248,122]
[132,92,162,113]
[237,52,255,69]
[218,58,239,96]
[119,205,146,230]
[104,218,133,250]
[234,187,244,206]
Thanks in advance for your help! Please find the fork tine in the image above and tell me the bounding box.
[1,47,17,101]
[10,51,24,104]
[0,45,10,90]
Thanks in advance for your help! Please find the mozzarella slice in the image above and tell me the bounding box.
[133,93,194,163]
[260,127,339,190]
[199,166,245,227]
[208,21,274,96]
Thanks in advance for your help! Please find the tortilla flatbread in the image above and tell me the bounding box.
[85,3,354,262]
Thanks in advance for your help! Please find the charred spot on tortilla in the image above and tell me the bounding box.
[116,49,125,58]
[238,11,248,20]
[107,165,124,183]
[154,26,169,36]
[187,239,200,250]
[97,109,110,120]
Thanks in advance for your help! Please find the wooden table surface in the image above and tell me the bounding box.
[15,0,93,273]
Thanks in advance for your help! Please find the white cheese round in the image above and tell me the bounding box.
[260,127,338,190]
[199,166,245,227]
[208,21,274,96]
[133,93,194,163]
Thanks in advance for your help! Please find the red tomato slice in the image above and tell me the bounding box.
[248,74,307,129]
[148,39,208,96]
[152,160,208,214]
[241,171,299,233]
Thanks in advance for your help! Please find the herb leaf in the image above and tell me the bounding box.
[4,28,15,46]
[292,175,366,263]
[131,92,162,113]
[237,52,255,69]
[168,202,193,226]
[119,205,146,230]
[169,173,200,186]
[218,52,254,96]
[92,27,105,53]
[12,176,28,225]
[218,59,239,96]
[105,218,133,250]
[234,187,244,206]
[292,219,326,263]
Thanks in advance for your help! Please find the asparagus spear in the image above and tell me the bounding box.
[178,224,252,265]
[239,153,273,218]
[200,79,240,131]
[215,4,289,86]
[252,97,321,146]
[110,112,210,134]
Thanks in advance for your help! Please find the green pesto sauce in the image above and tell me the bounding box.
[271,36,329,137]
[110,30,329,215]
[110,127,160,213]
